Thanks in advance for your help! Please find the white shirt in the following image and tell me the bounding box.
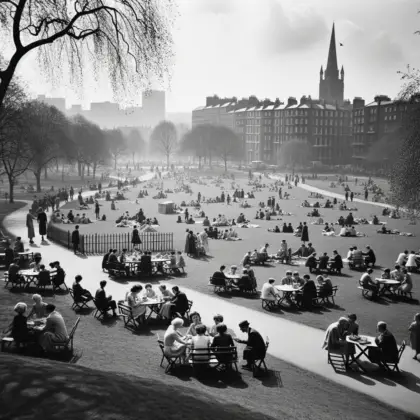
[396,253,407,265]
[406,254,417,267]
[261,282,277,300]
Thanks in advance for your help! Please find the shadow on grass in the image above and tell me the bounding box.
[0,354,277,420]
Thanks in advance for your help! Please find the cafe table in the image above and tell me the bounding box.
[376,278,400,297]
[346,335,377,373]
[224,273,241,288]
[138,298,164,321]
[275,284,302,306]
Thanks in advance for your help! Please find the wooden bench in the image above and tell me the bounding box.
[189,346,239,374]
[118,302,143,329]
[314,286,338,306]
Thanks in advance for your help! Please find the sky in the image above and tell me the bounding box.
[13,0,420,112]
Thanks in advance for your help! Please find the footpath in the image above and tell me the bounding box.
[3,174,420,416]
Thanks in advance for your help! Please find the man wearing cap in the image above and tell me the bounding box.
[234,321,266,370]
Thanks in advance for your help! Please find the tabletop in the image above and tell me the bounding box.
[375,278,400,285]
[19,251,33,256]
[152,258,171,263]
[20,269,40,277]
[225,273,241,279]
[276,285,302,292]
[138,298,164,306]
[346,335,377,347]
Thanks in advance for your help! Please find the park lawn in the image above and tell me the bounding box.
[0,200,27,239]
[52,171,420,343]
[0,286,418,420]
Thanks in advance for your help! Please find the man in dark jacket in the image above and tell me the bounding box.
[363,245,376,267]
[329,250,343,273]
[102,249,113,271]
[170,286,189,317]
[72,275,93,303]
[368,321,399,364]
[210,265,227,287]
[234,320,266,369]
[71,225,80,254]
[95,280,117,316]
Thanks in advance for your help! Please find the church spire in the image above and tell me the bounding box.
[325,23,338,77]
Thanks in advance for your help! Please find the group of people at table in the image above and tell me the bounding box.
[323,313,420,369]
[163,315,267,371]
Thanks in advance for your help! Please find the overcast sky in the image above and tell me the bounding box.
[16,0,420,112]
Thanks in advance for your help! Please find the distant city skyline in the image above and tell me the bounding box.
[14,0,420,112]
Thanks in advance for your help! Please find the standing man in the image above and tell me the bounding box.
[37,207,48,242]
[94,200,100,220]
[350,191,354,202]
[364,188,368,200]
[234,320,267,370]
[72,225,80,255]
[345,191,349,201]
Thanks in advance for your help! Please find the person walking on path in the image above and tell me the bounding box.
[94,200,100,220]
[131,225,142,250]
[301,222,309,244]
[350,192,354,202]
[37,208,47,242]
[72,225,80,255]
[364,189,369,200]
[345,191,349,201]
[26,210,36,244]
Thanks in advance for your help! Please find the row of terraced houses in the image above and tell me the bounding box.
[192,24,414,165]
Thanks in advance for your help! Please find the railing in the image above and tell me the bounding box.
[47,224,174,254]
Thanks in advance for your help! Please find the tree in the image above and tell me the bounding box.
[150,120,177,168]
[365,128,405,165]
[24,101,69,192]
[0,1,173,109]
[179,124,211,169]
[278,139,313,174]
[126,129,145,165]
[213,126,243,172]
[106,129,126,170]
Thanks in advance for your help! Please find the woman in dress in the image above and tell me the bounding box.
[11,302,34,343]
[191,324,212,362]
[409,313,420,360]
[28,294,47,319]
[37,208,47,242]
[301,222,309,244]
[399,269,413,294]
[186,311,202,336]
[163,318,190,363]
[126,285,147,324]
[26,210,36,244]
[131,225,142,250]
[144,283,157,299]
[199,230,210,255]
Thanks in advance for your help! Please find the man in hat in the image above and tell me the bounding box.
[234,321,266,370]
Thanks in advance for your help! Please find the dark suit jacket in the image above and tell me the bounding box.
[73,282,89,301]
[12,314,29,342]
[333,254,343,269]
[102,252,111,268]
[71,230,80,245]
[376,330,399,363]
[211,271,226,286]
[38,270,51,286]
[246,328,266,358]
[171,292,188,314]
[95,288,109,308]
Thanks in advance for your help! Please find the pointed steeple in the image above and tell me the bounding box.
[340,65,344,80]
[325,23,338,78]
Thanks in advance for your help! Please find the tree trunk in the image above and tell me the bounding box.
[209,151,212,168]
[93,162,97,179]
[132,152,135,166]
[78,161,82,176]
[198,156,202,170]
[87,165,90,176]
[34,170,42,193]
[166,154,170,169]
[114,156,117,170]
[7,176,14,203]
[44,166,48,180]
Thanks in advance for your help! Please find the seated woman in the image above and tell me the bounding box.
[268,225,281,233]
[399,269,413,294]
[296,277,318,310]
[323,223,331,233]
[11,302,35,344]
[310,208,320,217]
[317,276,333,298]
[302,200,310,208]
[28,294,48,319]
[203,216,210,227]
[281,223,288,233]
[372,215,379,225]
[186,216,195,224]
[163,318,190,363]
[176,215,182,223]
[191,324,212,363]
[111,200,116,211]
[186,311,202,336]
[127,285,147,324]
[305,253,318,273]
[211,323,235,364]
[144,283,157,299]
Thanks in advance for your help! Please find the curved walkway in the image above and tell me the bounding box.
[3,179,420,417]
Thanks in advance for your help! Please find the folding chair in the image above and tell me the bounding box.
[253,338,270,377]
[157,335,182,373]
[261,299,277,311]
[51,317,81,354]
[382,341,406,373]
[69,289,92,311]
[118,302,142,330]
[93,298,113,320]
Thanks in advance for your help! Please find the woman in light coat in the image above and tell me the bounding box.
[26,210,36,244]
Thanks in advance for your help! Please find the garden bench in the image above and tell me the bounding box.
[188,346,239,374]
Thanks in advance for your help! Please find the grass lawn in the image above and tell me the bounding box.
[0,200,27,239]
[49,169,420,343]
[0,286,419,420]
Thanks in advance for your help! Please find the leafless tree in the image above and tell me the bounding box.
[151,120,177,168]
[0,1,174,108]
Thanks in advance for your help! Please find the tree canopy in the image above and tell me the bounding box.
[278,139,313,170]
[150,120,177,168]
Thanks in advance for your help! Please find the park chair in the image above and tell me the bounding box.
[52,272,69,293]
[93,298,113,320]
[315,286,338,306]
[189,346,239,375]
[261,298,278,311]
[252,253,267,266]
[348,258,365,271]
[50,317,80,354]
[253,338,270,377]
[382,341,406,373]
[208,276,228,293]
[69,289,92,311]
[157,335,182,374]
[118,302,142,330]
[3,272,25,290]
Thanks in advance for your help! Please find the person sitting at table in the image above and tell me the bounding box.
[209,314,224,337]
[11,302,35,344]
[51,261,66,289]
[296,275,318,310]
[186,311,203,336]
[396,250,408,266]
[234,320,266,370]
[350,246,364,268]
[212,323,235,365]
[4,243,14,270]
[405,251,418,273]
[391,264,404,283]
[381,268,391,280]
[168,286,189,319]
[398,269,413,294]
[210,265,227,288]
[29,255,42,271]
[119,248,131,276]
[37,264,51,287]
[8,258,23,284]
[235,269,254,291]
[127,284,147,325]
[241,251,252,267]
[317,275,333,298]
[292,271,304,286]
[305,253,318,274]
[191,324,212,363]
[140,251,152,276]
[95,280,118,317]
[13,237,24,257]
[158,285,174,301]
[102,248,113,272]
[363,245,376,267]
[72,275,93,303]
[38,304,69,353]
[144,283,157,299]
[261,278,280,303]
[346,313,359,336]
[409,313,420,360]
[322,317,352,364]
[292,243,308,258]
[281,271,293,285]
[318,253,329,271]
[176,251,186,272]
[368,321,399,366]
[28,294,48,319]
[329,250,343,274]
[360,268,379,297]
[163,318,190,364]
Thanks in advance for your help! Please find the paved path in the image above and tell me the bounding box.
[3,177,420,416]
